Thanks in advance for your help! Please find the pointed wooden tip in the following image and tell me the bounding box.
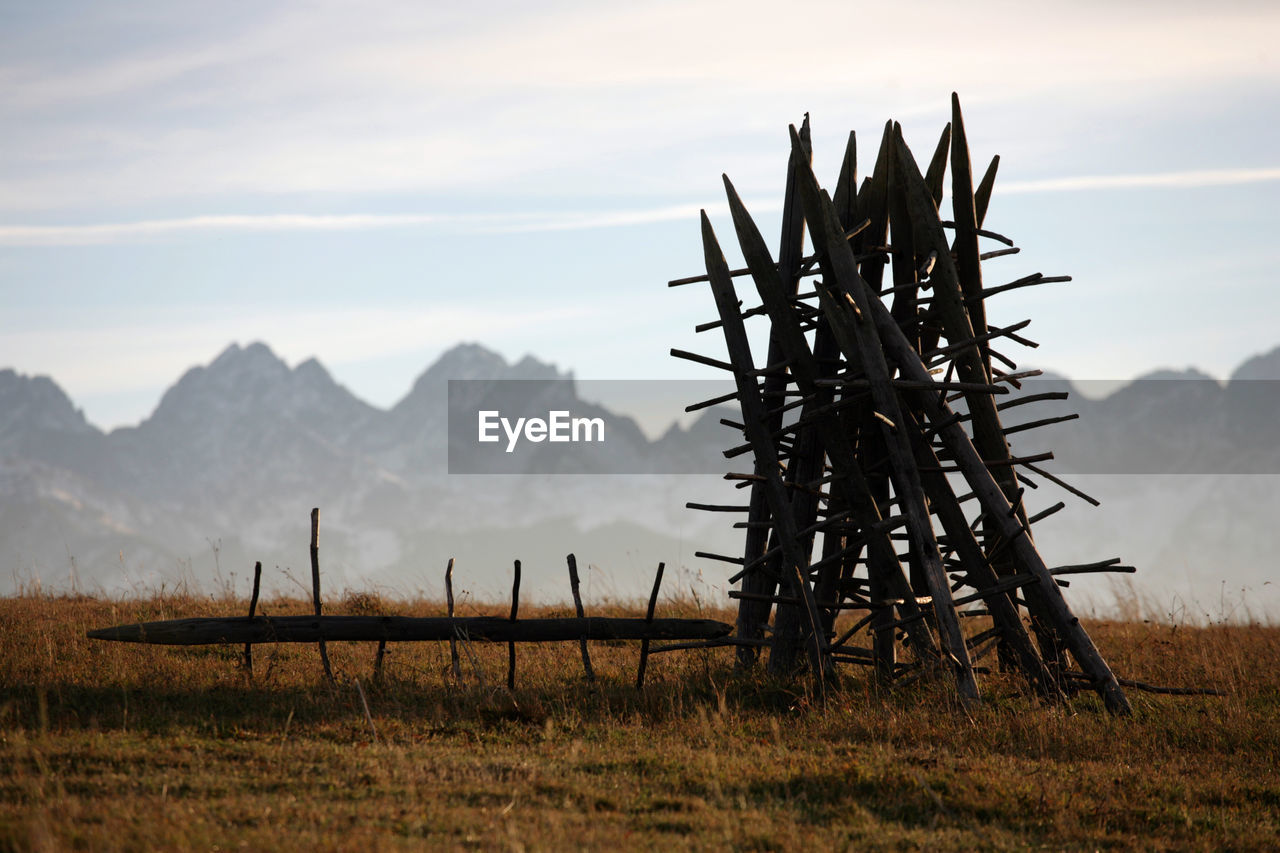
[788,124,809,160]
[699,210,720,248]
[722,176,745,213]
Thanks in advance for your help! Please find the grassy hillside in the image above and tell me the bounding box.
[1,591,1277,850]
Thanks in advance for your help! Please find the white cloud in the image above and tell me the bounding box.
[7,162,1280,247]
[1002,167,1280,194]
[1,1,1277,211]
[0,203,734,246]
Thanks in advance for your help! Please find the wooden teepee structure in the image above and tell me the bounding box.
[672,94,1132,714]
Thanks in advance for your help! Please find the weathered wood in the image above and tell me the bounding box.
[924,122,952,207]
[566,554,595,683]
[950,93,990,368]
[895,121,1068,669]
[793,153,978,701]
[734,114,815,670]
[674,106,1140,714]
[1050,559,1136,576]
[373,639,387,684]
[857,121,895,292]
[977,273,1071,301]
[1023,461,1102,506]
[1002,414,1080,436]
[721,172,942,668]
[445,557,461,679]
[701,207,829,682]
[636,561,666,689]
[87,615,734,645]
[1059,671,1225,697]
[894,404,1065,702]
[242,560,261,674]
[669,348,736,372]
[309,509,335,686]
[648,637,771,654]
[684,390,738,412]
[508,559,521,689]
[974,154,1000,227]
[831,130,858,229]
[858,279,1131,714]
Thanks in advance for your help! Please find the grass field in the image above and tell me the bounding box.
[1,590,1277,851]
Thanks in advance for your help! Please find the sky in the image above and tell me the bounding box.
[2,0,1279,431]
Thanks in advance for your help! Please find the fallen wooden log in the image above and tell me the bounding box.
[87,615,734,646]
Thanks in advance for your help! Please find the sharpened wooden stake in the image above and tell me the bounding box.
[566,554,595,682]
[309,508,335,686]
[242,560,262,675]
[445,557,461,680]
[636,562,666,690]
[507,559,521,690]
[373,639,387,684]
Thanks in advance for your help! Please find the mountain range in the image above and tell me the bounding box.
[2,341,1278,616]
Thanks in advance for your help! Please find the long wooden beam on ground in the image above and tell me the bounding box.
[88,616,734,646]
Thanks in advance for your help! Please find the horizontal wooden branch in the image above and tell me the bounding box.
[647,636,772,654]
[1060,671,1225,697]
[88,615,734,646]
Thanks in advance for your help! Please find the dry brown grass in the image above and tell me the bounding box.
[1,590,1277,851]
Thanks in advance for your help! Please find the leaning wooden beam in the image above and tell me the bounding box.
[949,94,991,369]
[974,154,999,227]
[894,120,1066,668]
[924,122,952,207]
[856,277,1132,715]
[856,121,895,292]
[87,615,735,645]
[893,403,1065,702]
[636,561,666,690]
[830,130,858,229]
[733,115,815,669]
[1059,671,1225,697]
[791,146,978,701]
[721,174,942,667]
[566,554,595,683]
[701,209,829,682]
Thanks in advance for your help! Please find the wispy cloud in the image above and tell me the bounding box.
[0,203,729,246]
[1003,167,1280,194]
[4,164,1278,246]
[0,214,451,246]
[3,2,1278,211]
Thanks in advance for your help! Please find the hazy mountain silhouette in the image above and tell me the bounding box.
[2,342,1277,616]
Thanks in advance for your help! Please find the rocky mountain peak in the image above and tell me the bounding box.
[0,369,98,441]
[135,342,377,452]
[1133,367,1219,383]
[1229,345,1280,382]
